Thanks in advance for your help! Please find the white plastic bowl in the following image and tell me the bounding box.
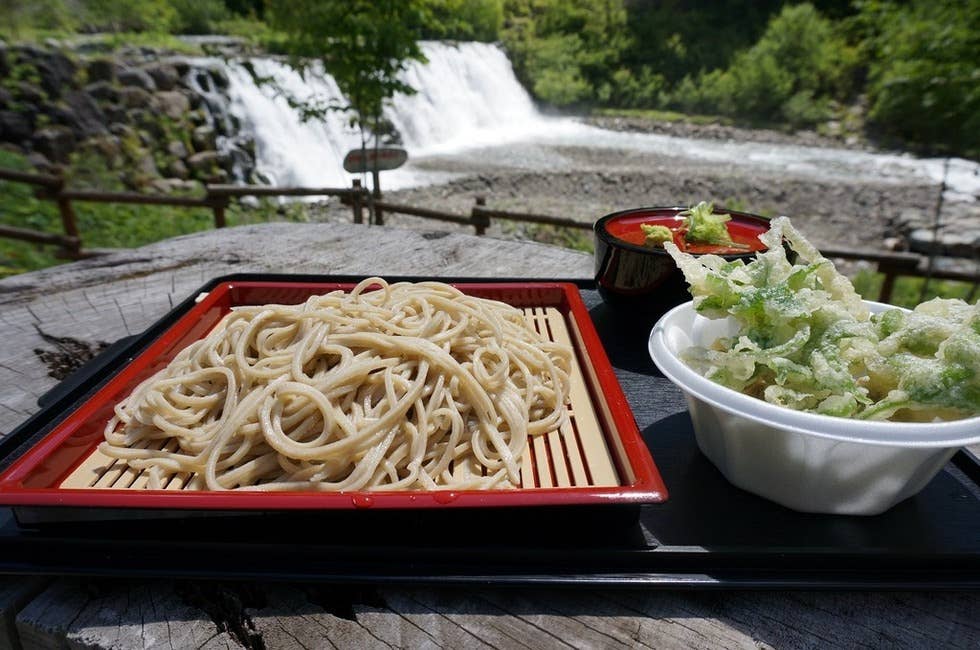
[649,300,980,515]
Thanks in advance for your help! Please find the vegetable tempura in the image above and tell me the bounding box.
[665,217,980,421]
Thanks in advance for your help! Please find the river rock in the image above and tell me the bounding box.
[152,90,190,119]
[85,58,117,83]
[149,177,198,194]
[117,67,156,91]
[35,52,76,99]
[84,80,119,103]
[129,109,164,139]
[109,123,137,140]
[145,63,179,91]
[32,125,76,163]
[135,153,158,178]
[166,158,189,179]
[14,81,45,104]
[82,134,122,166]
[61,90,107,137]
[119,86,152,109]
[101,103,127,123]
[0,110,33,143]
[191,125,216,151]
[166,139,187,158]
[26,151,54,173]
[186,150,219,173]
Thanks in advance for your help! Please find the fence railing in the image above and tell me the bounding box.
[1,166,976,303]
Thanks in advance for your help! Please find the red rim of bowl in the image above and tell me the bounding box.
[594,206,772,257]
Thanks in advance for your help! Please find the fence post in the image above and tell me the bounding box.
[351,179,364,225]
[877,263,900,304]
[371,170,384,226]
[53,173,82,258]
[205,185,229,228]
[471,196,490,236]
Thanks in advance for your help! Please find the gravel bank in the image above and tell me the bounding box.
[305,119,976,269]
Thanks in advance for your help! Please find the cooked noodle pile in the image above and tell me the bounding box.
[101,278,572,491]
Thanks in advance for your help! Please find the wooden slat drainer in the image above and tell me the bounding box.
[61,306,620,490]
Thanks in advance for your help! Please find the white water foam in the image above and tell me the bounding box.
[215,42,980,200]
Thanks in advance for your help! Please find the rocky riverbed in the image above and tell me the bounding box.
[308,123,978,272]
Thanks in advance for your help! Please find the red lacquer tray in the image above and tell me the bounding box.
[0,279,666,512]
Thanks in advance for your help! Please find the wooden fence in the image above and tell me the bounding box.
[1,166,976,302]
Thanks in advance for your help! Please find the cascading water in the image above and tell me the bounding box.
[191,40,979,202]
[211,41,549,189]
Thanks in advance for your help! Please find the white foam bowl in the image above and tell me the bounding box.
[649,300,980,515]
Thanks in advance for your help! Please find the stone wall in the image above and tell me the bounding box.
[0,41,255,194]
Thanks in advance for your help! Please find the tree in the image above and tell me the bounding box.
[266,0,427,171]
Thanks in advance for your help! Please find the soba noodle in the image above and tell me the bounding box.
[100,278,572,491]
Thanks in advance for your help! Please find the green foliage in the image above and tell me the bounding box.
[421,0,503,42]
[80,0,176,33]
[0,0,77,38]
[852,268,978,308]
[672,3,857,126]
[267,0,427,144]
[855,0,980,158]
[501,0,630,108]
[168,0,230,35]
[0,148,314,278]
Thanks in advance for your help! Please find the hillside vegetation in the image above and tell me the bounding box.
[1,0,977,160]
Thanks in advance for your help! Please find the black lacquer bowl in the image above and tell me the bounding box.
[593,206,771,313]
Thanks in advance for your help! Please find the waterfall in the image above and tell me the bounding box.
[213,41,546,189]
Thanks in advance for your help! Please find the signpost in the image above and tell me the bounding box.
[343,146,408,226]
[342,147,408,174]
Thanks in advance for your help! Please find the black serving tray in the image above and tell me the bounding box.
[0,274,977,589]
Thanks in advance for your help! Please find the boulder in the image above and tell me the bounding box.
[119,86,153,109]
[61,90,108,137]
[166,139,188,158]
[0,110,33,143]
[172,60,191,77]
[14,81,45,104]
[184,88,202,110]
[191,125,216,151]
[152,90,190,119]
[35,52,76,98]
[85,80,119,103]
[135,153,158,178]
[102,103,127,123]
[186,150,220,173]
[150,177,198,194]
[117,67,156,91]
[129,109,164,139]
[86,58,117,83]
[109,123,137,140]
[82,134,122,166]
[145,63,179,91]
[27,151,54,174]
[210,66,230,89]
[32,125,76,163]
[165,159,189,179]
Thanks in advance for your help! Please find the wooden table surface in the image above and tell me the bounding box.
[0,223,977,650]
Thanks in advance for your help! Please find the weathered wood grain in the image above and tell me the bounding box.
[0,223,593,435]
[12,582,980,650]
[0,577,48,650]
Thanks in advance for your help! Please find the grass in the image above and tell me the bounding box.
[592,107,734,127]
[851,268,978,308]
[0,149,313,278]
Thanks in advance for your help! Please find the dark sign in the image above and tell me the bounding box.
[343,147,408,174]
